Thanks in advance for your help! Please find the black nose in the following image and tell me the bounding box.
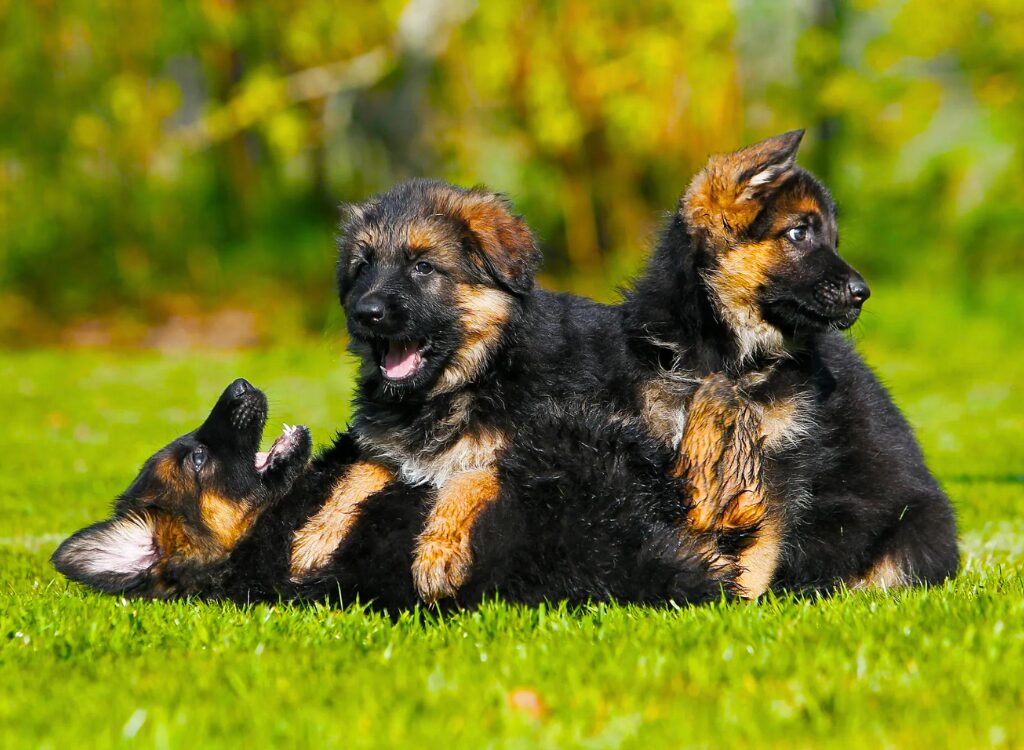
[847,277,871,305]
[229,378,252,399]
[353,294,387,328]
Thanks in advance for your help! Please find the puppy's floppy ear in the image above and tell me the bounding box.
[682,130,805,234]
[453,189,541,295]
[335,200,373,301]
[51,514,159,594]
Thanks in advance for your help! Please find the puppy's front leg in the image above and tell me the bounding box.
[412,468,499,604]
[289,461,393,580]
[676,373,779,599]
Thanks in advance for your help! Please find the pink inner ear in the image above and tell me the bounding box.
[77,515,159,576]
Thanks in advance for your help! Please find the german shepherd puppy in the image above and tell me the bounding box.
[50,379,313,596]
[52,381,733,610]
[288,180,656,604]
[624,131,960,595]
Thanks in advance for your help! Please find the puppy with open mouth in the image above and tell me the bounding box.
[51,378,313,596]
[288,179,662,603]
[52,136,958,607]
[293,151,958,605]
[52,380,733,610]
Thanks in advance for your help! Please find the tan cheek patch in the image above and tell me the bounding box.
[433,284,512,394]
[707,240,782,316]
[412,467,501,603]
[289,461,393,579]
[457,284,512,341]
[703,239,788,360]
[199,491,255,551]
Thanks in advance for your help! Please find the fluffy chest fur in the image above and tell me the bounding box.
[353,391,506,487]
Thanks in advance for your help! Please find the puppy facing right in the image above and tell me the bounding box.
[625,131,959,595]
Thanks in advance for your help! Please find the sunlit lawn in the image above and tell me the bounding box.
[1,282,1022,749]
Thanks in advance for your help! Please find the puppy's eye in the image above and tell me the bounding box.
[413,260,434,275]
[787,226,808,243]
[191,446,207,471]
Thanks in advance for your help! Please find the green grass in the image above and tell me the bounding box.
[2,283,1023,749]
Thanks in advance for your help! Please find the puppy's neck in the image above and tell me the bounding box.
[629,213,808,376]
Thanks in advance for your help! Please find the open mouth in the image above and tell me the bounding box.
[254,424,307,473]
[379,339,430,382]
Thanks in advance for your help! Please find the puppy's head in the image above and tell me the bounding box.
[681,131,869,357]
[52,379,312,597]
[337,179,540,398]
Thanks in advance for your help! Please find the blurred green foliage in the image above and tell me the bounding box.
[1,0,1022,342]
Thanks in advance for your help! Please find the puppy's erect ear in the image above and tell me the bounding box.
[734,130,804,199]
[453,189,541,295]
[682,130,805,235]
[51,514,159,594]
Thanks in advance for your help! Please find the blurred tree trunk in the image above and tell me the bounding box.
[806,0,846,185]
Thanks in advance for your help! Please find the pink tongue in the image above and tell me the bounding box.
[383,343,421,379]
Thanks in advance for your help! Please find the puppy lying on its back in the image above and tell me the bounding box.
[52,380,733,611]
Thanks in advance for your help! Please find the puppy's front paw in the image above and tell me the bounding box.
[412,533,472,604]
[259,424,313,495]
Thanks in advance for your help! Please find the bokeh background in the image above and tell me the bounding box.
[1,0,1021,347]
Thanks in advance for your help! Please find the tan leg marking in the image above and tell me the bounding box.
[289,461,392,579]
[412,467,500,603]
[676,373,781,599]
[734,515,782,598]
[848,552,909,591]
[676,374,764,532]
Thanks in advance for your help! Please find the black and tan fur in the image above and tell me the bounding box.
[625,131,960,595]
[52,382,734,610]
[53,183,750,608]
[55,136,959,606]
[288,180,672,604]
[51,379,313,597]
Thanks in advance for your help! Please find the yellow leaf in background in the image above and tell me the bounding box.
[71,114,109,151]
[266,110,308,160]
